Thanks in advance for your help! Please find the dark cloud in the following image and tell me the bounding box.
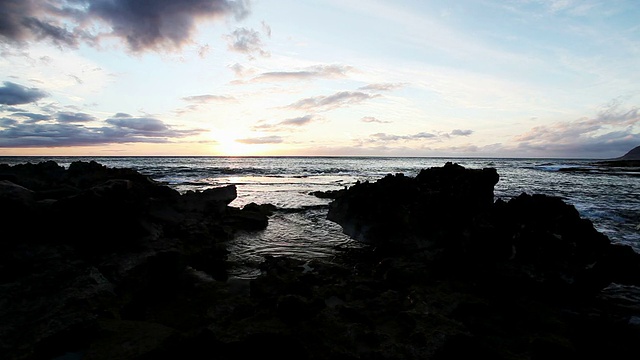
[280,115,315,126]
[182,94,236,103]
[0,0,83,47]
[236,135,283,144]
[285,91,379,112]
[0,81,48,105]
[225,27,269,58]
[106,116,169,132]
[450,129,473,136]
[0,111,204,147]
[0,0,250,52]
[249,65,352,82]
[57,112,97,123]
[0,118,18,127]
[361,116,391,124]
[358,83,405,92]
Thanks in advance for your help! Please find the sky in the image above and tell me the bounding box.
[0,0,639,158]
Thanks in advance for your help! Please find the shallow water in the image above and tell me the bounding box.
[3,156,638,278]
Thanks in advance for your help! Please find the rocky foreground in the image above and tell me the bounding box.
[1,161,640,360]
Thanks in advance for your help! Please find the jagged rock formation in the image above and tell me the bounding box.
[1,160,640,360]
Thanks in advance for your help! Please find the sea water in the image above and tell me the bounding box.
[2,156,638,278]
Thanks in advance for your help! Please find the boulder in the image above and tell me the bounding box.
[327,162,640,295]
[0,160,271,360]
[327,162,499,249]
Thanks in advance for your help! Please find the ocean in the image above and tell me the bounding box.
[2,156,638,278]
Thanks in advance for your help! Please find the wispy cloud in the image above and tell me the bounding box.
[361,116,391,124]
[225,27,270,59]
[512,100,640,157]
[253,115,318,131]
[11,112,51,122]
[366,129,473,143]
[182,94,236,103]
[285,91,379,112]
[358,83,405,92]
[236,135,283,144]
[174,94,237,116]
[247,64,353,83]
[0,0,250,52]
[369,132,437,142]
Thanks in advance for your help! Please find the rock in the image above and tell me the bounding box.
[327,162,499,249]
[327,163,640,296]
[613,145,640,161]
[3,160,640,360]
[0,160,271,360]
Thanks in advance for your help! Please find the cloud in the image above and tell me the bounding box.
[261,21,271,38]
[285,91,379,112]
[182,94,236,103]
[0,111,204,147]
[225,27,270,59]
[358,83,405,92]
[248,64,352,82]
[450,129,473,136]
[369,132,437,142]
[0,81,48,105]
[361,116,391,124]
[280,115,315,126]
[512,100,640,157]
[366,129,473,144]
[11,112,52,122]
[253,115,318,131]
[236,135,283,144]
[0,0,250,52]
[228,62,255,78]
[105,114,169,132]
[175,94,237,115]
[57,112,97,123]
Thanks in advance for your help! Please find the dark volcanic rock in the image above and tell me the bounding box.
[0,160,269,360]
[2,160,640,360]
[327,162,499,249]
[327,162,640,295]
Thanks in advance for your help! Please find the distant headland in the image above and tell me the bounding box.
[610,145,640,161]
[597,144,640,167]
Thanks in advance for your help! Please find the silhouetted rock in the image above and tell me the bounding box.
[327,162,640,295]
[327,162,499,249]
[2,160,639,360]
[0,160,268,360]
[614,145,640,161]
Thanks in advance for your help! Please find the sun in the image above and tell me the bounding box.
[212,130,256,156]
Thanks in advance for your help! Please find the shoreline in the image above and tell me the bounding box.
[1,160,640,359]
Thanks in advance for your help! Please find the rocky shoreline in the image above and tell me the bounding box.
[1,160,640,359]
